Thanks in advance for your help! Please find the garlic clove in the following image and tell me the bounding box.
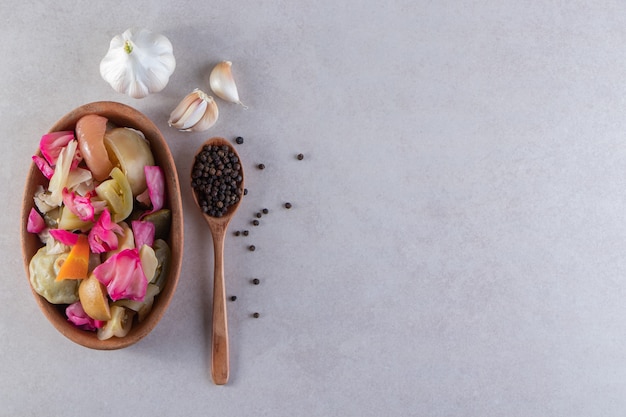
[173,96,208,130]
[189,97,219,132]
[209,61,246,108]
[180,99,208,130]
[168,90,200,128]
[168,89,219,132]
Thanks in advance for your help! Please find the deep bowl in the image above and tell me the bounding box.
[21,101,184,350]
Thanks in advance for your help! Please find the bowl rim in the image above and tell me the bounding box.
[21,101,184,350]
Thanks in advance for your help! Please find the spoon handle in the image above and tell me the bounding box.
[211,229,229,385]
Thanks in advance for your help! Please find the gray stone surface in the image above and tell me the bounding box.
[4,1,626,415]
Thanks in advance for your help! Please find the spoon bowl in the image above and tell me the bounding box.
[190,137,245,385]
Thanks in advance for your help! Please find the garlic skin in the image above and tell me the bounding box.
[209,61,246,108]
[168,89,219,132]
[100,28,176,99]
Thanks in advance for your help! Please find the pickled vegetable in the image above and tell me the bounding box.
[29,247,79,304]
[97,305,135,340]
[143,209,171,240]
[138,244,158,282]
[28,118,172,339]
[88,209,123,254]
[76,114,113,182]
[57,206,91,231]
[78,275,111,321]
[92,249,147,301]
[55,234,90,281]
[151,239,171,290]
[104,127,155,196]
[116,283,160,322]
[95,167,133,223]
[104,222,135,259]
[66,301,104,331]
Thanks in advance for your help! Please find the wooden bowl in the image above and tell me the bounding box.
[20,101,184,350]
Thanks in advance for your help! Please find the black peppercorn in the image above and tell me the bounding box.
[253,312,260,318]
[284,202,292,209]
[262,208,269,214]
[258,163,265,170]
[191,144,243,217]
[244,188,248,195]
[252,219,259,226]
[252,278,260,285]
[234,230,241,236]
[297,153,304,160]
[249,245,256,251]
[242,230,249,236]
[230,296,237,301]
[256,212,262,218]
[235,136,244,144]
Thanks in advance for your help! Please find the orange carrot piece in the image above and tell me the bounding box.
[56,234,90,281]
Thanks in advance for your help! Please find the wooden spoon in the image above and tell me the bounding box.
[190,137,245,385]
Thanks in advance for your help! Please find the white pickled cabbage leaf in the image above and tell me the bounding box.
[66,167,93,193]
[33,185,56,214]
[47,140,78,207]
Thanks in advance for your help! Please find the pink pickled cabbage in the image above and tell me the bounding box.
[66,301,104,331]
[93,249,148,301]
[88,209,123,253]
[137,166,164,215]
[39,131,82,169]
[27,208,46,234]
[49,229,80,246]
[32,155,54,179]
[40,131,74,165]
[62,188,96,221]
[132,220,155,248]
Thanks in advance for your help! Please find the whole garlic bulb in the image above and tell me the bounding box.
[100,28,176,99]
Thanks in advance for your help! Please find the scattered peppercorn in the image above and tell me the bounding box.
[234,230,241,236]
[230,296,237,301]
[256,212,262,218]
[252,278,260,285]
[253,312,260,318]
[297,153,304,160]
[258,163,265,170]
[242,230,249,236]
[262,208,269,214]
[243,188,248,195]
[252,219,260,226]
[191,144,243,217]
[249,245,256,251]
[235,136,244,144]
[284,202,292,209]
